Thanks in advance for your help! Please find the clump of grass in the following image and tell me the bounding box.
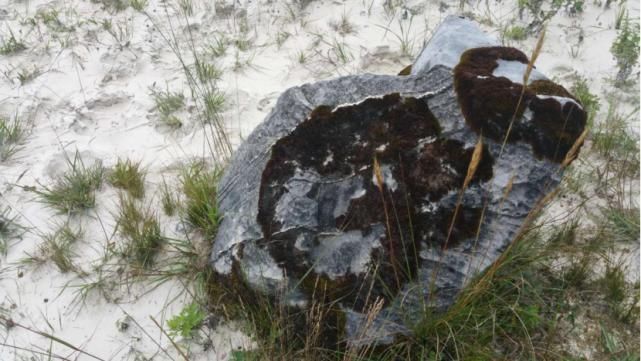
[610,15,640,85]
[130,0,147,11]
[571,76,600,125]
[296,50,307,64]
[117,194,164,269]
[108,158,146,199]
[22,223,82,273]
[329,12,356,35]
[275,31,290,49]
[167,303,205,338]
[33,153,104,214]
[599,206,639,244]
[35,8,75,32]
[195,59,223,83]
[180,163,222,237]
[206,34,229,58]
[92,0,129,12]
[0,30,27,55]
[16,66,41,85]
[0,114,28,161]
[591,101,639,177]
[160,177,178,216]
[0,207,22,255]
[504,25,527,41]
[150,87,184,128]
[601,265,626,303]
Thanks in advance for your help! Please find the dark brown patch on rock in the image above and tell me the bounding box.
[257,93,494,310]
[453,46,586,162]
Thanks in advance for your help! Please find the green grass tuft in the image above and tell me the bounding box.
[0,114,29,162]
[0,207,23,256]
[117,194,164,269]
[150,87,185,128]
[33,153,104,214]
[504,25,527,41]
[22,223,82,273]
[180,163,222,237]
[0,30,27,55]
[108,158,146,199]
[571,76,600,126]
[611,15,640,85]
[160,177,179,216]
[167,303,205,338]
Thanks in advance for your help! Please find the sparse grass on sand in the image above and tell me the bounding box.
[32,152,104,214]
[21,223,82,273]
[0,113,29,162]
[116,193,164,269]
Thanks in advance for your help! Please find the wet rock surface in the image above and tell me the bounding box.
[210,16,586,345]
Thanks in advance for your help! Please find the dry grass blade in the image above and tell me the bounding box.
[523,27,546,84]
[150,316,189,361]
[445,135,484,249]
[463,136,483,190]
[500,28,547,158]
[0,316,105,361]
[562,128,589,168]
[373,156,400,288]
[499,173,516,209]
[343,297,385,361]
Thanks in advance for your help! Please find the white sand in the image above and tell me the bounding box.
[0,0,638,359]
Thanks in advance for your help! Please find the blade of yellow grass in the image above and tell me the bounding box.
[523,27,546,84]
[463,135,484,190]
[373,156,400,289]
[500,27,547,159]
[562,128,589,168]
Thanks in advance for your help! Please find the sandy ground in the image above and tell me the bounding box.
[0,0,638,359]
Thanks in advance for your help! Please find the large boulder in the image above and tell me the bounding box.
[210,16,586,345]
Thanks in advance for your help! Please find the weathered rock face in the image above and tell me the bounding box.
[211,16,586,345]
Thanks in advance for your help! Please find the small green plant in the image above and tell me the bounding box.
[167,303,205,338]
[504,25,527,41]
[0,30,27,55]
[202,90,226,118]
[571,76,600,126]
[329,12,356,35]
[275,31,290,49]
[601,265,627,304]
[108,158,146,199]
[16,66,41,85]
[178,0,193,16]
[92,0,129,11]
[117,194,164,268]
[180,163,222,237]
[195,59,222,83]
[610,16,640,85]
[296,50,307,64]
[376,17,415,58]
[599,206,640,244]
[160,177,178,216]
[0,207,22,255]
[34,153,104,214]
[150,87,184,128]
[207,34,229,58]
[0,114,28,161]
[591,101,640,177]
[130,0,147,11]
[22,223,82,273]
[231,351,259,361]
